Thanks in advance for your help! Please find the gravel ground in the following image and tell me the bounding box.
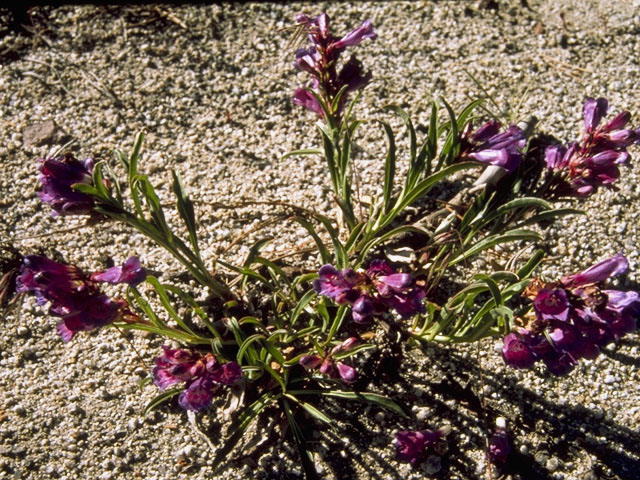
[1,1,640,479]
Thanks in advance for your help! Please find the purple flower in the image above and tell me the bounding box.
[56,294,122,342]
[546,98,638,198]
[38,153,95,216]
[16,255,88,305]
[331,336,359,354]
[292,87,323,116]
[179,376,217,412]
[299,337,361,384]
[352,295,375,324]
[292,12,376,119]
[394,428,448,464]
[533,288,569,320]
[208,360,243,386]
[336,362,358,383]
[152,347,243,412]
[460,122,526,172]
[545,144,574,170]
[501,331,536,369]
[332,20,376,50]
[91,256,147,286]
[299,354,323,370]
[583,97,609,133]
[16,255,124,342]
[488,428,511,464]
[314,260,425,322]
[561,252,628,287]
[152,346,204,390]
[502,254,639,375]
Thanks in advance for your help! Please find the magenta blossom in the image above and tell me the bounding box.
[16,255,129,342]
[314,260,425,324]
[545,98,639,197]
[502,253,639,376]
[292,12,376,118]
[394,426,450,464]
[38,153,95,216]
[152,347,242,412]
[459,121,526,172]
[561,252,628,287]
[488,428,511,464]
[91,256,146,286]
[298,337,359,384]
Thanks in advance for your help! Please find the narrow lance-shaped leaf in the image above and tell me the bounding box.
[378,120,397,215]
[143,387,183,416]
[172,170,199,256]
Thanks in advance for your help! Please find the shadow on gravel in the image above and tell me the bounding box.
[188,336,640,480]
[407,342,640,480]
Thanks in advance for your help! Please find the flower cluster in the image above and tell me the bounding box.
[292,12,376,118]
[458,121,526,173]
[299,337,359,383]
[38,153,95,216]
[545,98,640,197]
[313,260,425,323]
[16,255,141,342]
[152,346,243,412]
[502,253,640,375]
[393,426,451,464]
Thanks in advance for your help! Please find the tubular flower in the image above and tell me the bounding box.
[292,12,376,119]
[488,428,511,464]
[394,426,451,464]
[298,337,359,383]
[152,347,243,412]
[501,253,640,375]
[16,255,132,342]
[313,260,425,324]
[545,98,639,197]
[458,121,526,172]
[91,256,147,286]
[38,153,95,216]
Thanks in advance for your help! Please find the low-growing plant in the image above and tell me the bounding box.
[5,11,640,479]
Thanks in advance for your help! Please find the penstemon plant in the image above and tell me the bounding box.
[4,11,640,479]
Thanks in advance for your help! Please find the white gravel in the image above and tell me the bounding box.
[1,2,640,479]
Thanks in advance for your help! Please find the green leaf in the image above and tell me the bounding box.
[516,249,545,279]
[91,160,111,199]
[376,162,479,232]
[128,132,145,218]
[289,390,406,417]
[146,276,199,337]
[281,397,318,480]
[436,97,460,169]
[313,213,348,268]
[290,289,317,327]
[291,216,331,265]
[323,304,348,344]
[128,284,164,328]
[449,228,541,265]
[476,275,503,306]
[378,120,397,214]
[426,101,439,174]
[262,338,286,365]
[237,334,265,365]
[284,394,334,429]
[172,170,199,255]
[513,208,584,229]
[71,183,101,197]
[282,148,323,160]
[143,387,183,416]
